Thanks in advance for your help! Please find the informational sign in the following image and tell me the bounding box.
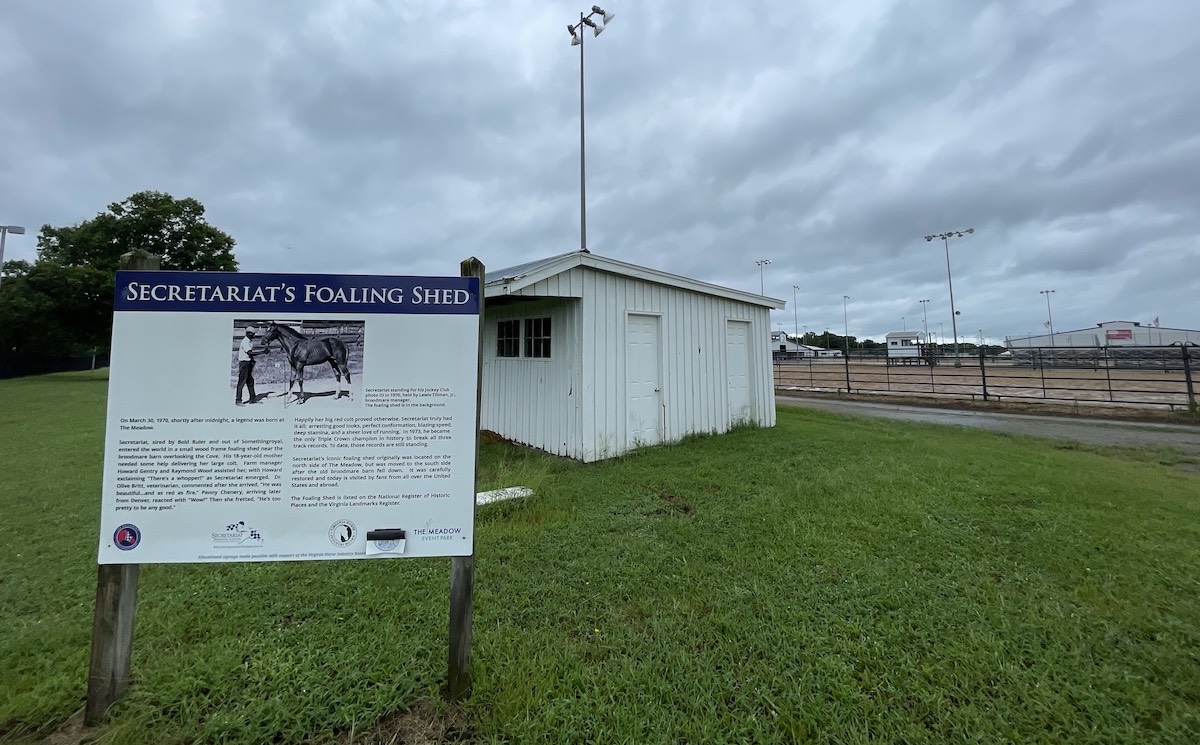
[1106,329,1134,341]
[97,271,480,564]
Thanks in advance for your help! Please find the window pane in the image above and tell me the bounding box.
[497,319,520,357]
[524,316,552,358]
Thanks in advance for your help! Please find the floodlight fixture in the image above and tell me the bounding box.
[592,6,616,24]
[581,17,605,36]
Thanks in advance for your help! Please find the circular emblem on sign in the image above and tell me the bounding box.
[376,539,400,551]
[328,519,357,548]
[114,524,141,551]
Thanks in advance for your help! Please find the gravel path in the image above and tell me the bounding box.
[777,395,1200,455]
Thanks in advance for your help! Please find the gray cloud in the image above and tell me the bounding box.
[2,0,1198,343]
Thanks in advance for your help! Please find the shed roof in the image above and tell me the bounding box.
[485,250,786,309]
[885,330,920,338]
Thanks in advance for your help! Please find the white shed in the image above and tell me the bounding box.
[481,250,785,462]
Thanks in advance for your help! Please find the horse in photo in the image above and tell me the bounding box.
[261,321,352,403]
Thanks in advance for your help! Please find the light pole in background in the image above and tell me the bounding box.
[792,284,801,338]
[924,228,974,366]
[918,298,930,337]
[567,5,616,252]
[1040,289,1056,347]
[755,259,771,295]
[901,316,906,331]
[842,295,850,358]
[0,224,26,290]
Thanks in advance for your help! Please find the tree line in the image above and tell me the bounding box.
[0,191,238,357]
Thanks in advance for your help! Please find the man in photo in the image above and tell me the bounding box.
[236,327,267,405]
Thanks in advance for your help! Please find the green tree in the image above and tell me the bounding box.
[36,190,238,272]
[0,191,238,356]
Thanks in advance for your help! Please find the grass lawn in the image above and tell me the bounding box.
[2,370,1199,744]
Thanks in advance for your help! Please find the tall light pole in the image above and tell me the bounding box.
[924,227,974,366]
[918,298,930,337]
[842,295,850,357]
[567,5,615,253]
[0,224,26,291]
[901,316,906,331]
[792,284,801,339]
[755,259,771,295]
[1040,289,1056,347]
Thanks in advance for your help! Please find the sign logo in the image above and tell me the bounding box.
[114,524,141,550]
[328,519,357,548]
[375,539,401,551]
[1106,329,1133,340]
[212,521,263,548]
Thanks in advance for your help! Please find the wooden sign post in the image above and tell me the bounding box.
[448,257,484,701]
[85,248,158,726]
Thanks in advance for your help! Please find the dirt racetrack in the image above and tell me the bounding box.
[774,358,1194,411]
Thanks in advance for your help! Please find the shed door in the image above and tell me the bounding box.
[626,314,663,447]
[726,320,754,424]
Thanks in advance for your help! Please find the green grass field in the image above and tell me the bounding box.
[2,370,1199,744]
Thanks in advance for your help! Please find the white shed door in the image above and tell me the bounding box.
[726,320,754,423]
[626,314,662,447]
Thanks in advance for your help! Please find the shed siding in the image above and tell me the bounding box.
[578,269,774,462]
[480,297,581,458]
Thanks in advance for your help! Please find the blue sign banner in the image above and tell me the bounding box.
[113,271,480,315]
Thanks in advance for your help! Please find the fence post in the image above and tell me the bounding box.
[1183,345,1197,414]
[979,348,989,401]
[86,249,158,726]
[447,256,485,703]
[1038,348,1047,398]
[1104,347,1114,402]
[843,350,851,394]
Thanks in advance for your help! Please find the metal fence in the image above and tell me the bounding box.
[773,345,1198,412]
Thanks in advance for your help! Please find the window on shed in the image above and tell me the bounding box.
[497,319,520,357]
[524,317,552,358]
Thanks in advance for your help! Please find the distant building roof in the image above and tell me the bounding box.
[885,330,920,339]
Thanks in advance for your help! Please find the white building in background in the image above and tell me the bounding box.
[885,330,923,361]
[481,250,785,462]
[1005,320,1200,348]
[770,330,806,355]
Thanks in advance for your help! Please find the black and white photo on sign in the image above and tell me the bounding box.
[230,319,365,407]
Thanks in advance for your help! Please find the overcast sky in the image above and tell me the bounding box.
[2,0,1198,343]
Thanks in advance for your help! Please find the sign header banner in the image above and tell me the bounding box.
[114,271,480,315]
